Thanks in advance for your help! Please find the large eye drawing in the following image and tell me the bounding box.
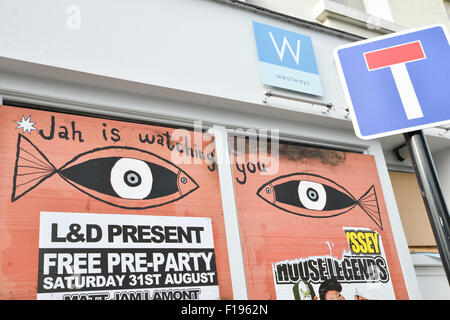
[110,158,153,199]
[298,181,327,211]
[257,173,383,230]
[11,134,199,209]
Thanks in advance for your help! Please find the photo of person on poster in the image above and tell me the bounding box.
[318,278,345,300]
[293,278,370,300]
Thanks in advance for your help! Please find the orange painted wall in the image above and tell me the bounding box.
[0,105,232,299]
[230,138,409,299]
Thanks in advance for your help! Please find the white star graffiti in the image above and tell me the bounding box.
[15,115,38,134]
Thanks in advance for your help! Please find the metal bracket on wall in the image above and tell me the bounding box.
[263,91,333,114]
[438,127,449,137]
[344,107,350,119]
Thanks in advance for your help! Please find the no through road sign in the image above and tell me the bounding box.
[334,24,450,140]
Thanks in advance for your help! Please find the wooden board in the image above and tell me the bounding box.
[0,105,232,299]
[230,138,409,300]
[389,171,437,248]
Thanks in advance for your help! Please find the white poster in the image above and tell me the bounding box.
[272,227,396,300]
[37,212,219,300]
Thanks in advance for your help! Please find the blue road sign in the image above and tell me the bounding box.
[334,24,450,140]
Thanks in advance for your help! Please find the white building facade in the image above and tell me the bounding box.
[0,0,449,300]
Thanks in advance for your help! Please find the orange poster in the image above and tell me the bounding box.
[0,105,232,300]
[230,138,409,300]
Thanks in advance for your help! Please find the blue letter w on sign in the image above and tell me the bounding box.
[269,32,301,65]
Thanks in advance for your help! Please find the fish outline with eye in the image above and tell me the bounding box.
[11,133,199,209]
[257,172,383,230]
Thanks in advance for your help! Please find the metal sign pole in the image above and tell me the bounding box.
[403,130,450,284]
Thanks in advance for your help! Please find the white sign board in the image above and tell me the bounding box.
[37,212,219,300]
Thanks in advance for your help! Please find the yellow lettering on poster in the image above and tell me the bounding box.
[345,231,380,255]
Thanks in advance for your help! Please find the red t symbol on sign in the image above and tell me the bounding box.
[364,41,426,120]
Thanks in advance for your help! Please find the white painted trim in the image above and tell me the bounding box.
[367,142,423,299]
[313,0,403,34]
[411,253,443,267]
[387,164,415,173]
[362,0,394,22]
[414,267,446,277]
[210,125,248,300]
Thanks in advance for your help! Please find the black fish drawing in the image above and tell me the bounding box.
[11,134,199,209]
[257,173,383,230]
